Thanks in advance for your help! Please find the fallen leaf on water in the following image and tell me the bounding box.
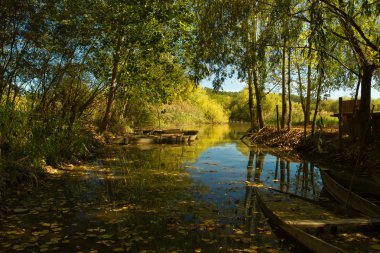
[233,229,244,235]
[39,246,49,252]
[98,234,113,239]
[1,243,11,248]
[13,208,29,214]
[40,222,51,227]
[12,245,25,251]
[243,249,257,253]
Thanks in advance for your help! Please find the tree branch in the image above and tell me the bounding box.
[319,0,380,53]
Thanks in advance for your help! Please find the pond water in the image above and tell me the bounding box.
[0,124,323,253]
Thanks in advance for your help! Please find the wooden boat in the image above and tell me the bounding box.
[325,168,380,198]
[129,135,156,144]
[320,169,380,218]
[182,130,198,135]
[183,130,198,142]
[254,187,380,253]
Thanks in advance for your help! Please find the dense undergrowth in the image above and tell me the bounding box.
[0,87,228,199]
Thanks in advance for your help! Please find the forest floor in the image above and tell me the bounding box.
[247,126,380,176]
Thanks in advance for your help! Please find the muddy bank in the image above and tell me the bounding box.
[246,126,380,175]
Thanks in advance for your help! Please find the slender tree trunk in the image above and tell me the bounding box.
[287,48,292,130]
[100,34,123,133]
[296,63,306,114]
[311,68,323,135]
[351,73,361,140]
[359,65,375,145]
[281,37,287,129]
[248,67,256,131]
[305,16,313,135]
[250,12,264,129]
[306,62,312,123]
[253,62,264,128]
[243,17,256,131]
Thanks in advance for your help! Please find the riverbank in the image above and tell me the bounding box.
[246,126,380,175]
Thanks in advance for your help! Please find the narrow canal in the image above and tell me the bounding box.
[1,124,324,252]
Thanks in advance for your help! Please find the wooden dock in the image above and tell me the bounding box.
[107,129,198,145]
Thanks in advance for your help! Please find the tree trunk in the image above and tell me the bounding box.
[305,16,313,136]
[287,48,292,130]
[100,35,123,133]
[253,63,264,128]
[252,15,264,129]
[247,12,264,130]
[296,62,306,114]
[247,67,256,131]
[359,65,375,145]
[311,68,323,135]
[306,62,312,121]
[281,37,287,129]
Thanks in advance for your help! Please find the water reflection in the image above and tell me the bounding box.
[243,147,322,200]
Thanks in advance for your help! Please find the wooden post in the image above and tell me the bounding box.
[339,97,343,147]
[276,105,280,132]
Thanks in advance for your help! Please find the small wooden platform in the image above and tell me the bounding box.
[107,129,198,145]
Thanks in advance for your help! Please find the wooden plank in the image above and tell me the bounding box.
[284,218,380,228]
[254,187,348,253]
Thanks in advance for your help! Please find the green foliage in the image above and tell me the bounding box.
[189,88,229,124]
[372,99,380,111]
[229,89,250,122]
[122,87,229,129]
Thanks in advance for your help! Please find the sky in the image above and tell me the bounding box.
[201,77,380,99]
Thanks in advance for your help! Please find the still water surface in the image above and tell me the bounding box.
[1,124,322,252]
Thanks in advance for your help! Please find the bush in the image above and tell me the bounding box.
[121,87,229,129]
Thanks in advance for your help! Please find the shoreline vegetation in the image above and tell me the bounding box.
[0,87,228,202]
[245,126,380,176]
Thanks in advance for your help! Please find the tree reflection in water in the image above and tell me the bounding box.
[244,147,322,203]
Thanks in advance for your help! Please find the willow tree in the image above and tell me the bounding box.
[243,3,266,129]
[320,0,380,145]
[195,0,276,130]
[96,1,151,132]
[97,0,195,132]
[279,0,292,129]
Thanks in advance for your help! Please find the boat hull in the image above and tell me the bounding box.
[320,169,380,218]
[254,187,348,253]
